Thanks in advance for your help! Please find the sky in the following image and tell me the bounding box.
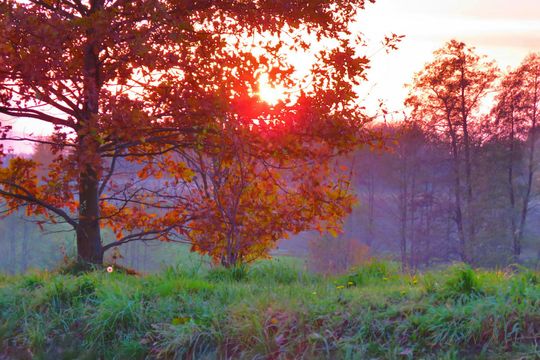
[3,0,540,153]
[355,0,540,114]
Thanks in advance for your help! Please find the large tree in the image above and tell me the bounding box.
[0,0,378,265]
[405,40,498,263]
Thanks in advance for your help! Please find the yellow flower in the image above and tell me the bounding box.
[336,285,345,289]
[347,281,354,286]
[172,317,190,325]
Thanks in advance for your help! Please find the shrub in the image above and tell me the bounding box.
[308,235,370,274]
[347,260,398,287]
[440,265,483,301]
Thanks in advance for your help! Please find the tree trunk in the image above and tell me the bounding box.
[399,157,408,272]
[424,187,433,267]
[21,219,29,272]
[507,109,519,263]
[516,73,539,262]
[77,163,103,264]
[460,64,476,261]
[9,221,17,274]
[366,171,375,247]
[409,169,417,270]
[76,2,104,265]
[448,122,468,263]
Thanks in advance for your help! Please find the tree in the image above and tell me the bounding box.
[405,40,498,263]
[0,0,379,265]
[176,116,357,267]
[490,53,540,262]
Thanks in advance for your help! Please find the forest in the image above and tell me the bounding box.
[0,0,539,359]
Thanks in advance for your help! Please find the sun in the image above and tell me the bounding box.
[257,73,286,105]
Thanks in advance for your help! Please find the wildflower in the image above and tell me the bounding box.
[172,317,190,325]
[106,266,114,273]
[336,285,345,289]
[347,281,354,286]
[412,276,418,285]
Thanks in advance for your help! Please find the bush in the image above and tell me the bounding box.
[346,259,399,287]
[308,235,370,274]
[440,264,483,301]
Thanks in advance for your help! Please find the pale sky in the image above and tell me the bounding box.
[3,0,540,152]
[356,0,540,113]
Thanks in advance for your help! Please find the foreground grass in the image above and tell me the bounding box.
[0,260,539,359]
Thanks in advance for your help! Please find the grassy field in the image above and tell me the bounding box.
[1,259,539,359]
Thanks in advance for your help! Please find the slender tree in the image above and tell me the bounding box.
[405,40,498,263]
[491,53,540,262]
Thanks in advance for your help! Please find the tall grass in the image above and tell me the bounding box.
[0,260,539,359]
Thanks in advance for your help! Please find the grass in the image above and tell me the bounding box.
[0,260,539,359]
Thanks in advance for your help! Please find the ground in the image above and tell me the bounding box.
[0,258,539,359]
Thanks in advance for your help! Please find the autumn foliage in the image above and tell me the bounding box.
[0,0,379,266]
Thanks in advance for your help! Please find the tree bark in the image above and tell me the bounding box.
[76,1,104,265]
[77,162,103,264]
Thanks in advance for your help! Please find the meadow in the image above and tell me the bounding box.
[0,259,539,359]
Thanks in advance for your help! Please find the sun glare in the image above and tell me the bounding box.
[258,74,286,105]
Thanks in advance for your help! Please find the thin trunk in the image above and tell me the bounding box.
[448,120,467,262]
[143,243,148,272]
[409,169,417,270]
[424,187,433,266]
[21,219,29,272]
[367,172,375,247]
[507,109,519,262]
[445,198,453,261]
[9,223,16,274]
[399,157,408,272]
[517,73,539,260]
[460,61,475,259]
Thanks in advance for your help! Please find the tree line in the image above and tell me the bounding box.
[338,42,539,270]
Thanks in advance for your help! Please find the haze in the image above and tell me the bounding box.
[357,0,540,112]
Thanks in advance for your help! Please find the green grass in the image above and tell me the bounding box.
[1,260,539,359]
